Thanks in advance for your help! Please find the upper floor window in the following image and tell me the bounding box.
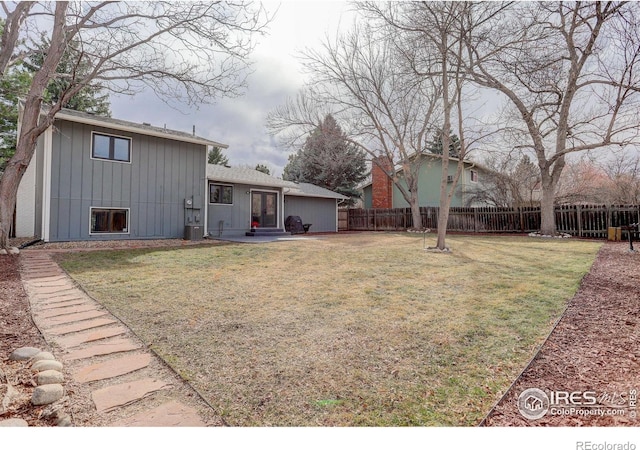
[470,169,479,183]
[92,132,131,163]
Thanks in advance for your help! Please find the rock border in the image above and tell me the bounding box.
[0,346,71,427]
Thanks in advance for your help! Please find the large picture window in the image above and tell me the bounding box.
[90,208,129,234]
[209,183,233,204]
[92,132,131,163]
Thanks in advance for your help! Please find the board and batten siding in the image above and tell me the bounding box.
[284,196,338,233]
[47,120,206,241]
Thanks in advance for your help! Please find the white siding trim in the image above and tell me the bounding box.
[15,148,37,237]
[41,126,53,242]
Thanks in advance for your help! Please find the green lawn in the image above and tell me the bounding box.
[57,233,601,426]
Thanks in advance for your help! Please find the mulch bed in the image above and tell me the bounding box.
[0,254,52,426]
[483,241,640,426]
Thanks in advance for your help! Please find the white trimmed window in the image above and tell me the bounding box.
[90,208,129,234]
[92,132,131,163]
[470,169,479,183]
[209,183,233,204]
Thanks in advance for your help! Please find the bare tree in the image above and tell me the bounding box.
[601,150,640,205]
[267,21,443,230]
[465,153,540,207]
[464,1,640,235]
[0,1,271,249]
[361,1,497,250]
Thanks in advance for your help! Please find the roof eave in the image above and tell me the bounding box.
[55,110,228,148]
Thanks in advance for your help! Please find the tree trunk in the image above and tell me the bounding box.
[539,175,557,236]
[436,173,451,249]
[0,139,34,249]
[0,2,69,250]
[409,195,422,230]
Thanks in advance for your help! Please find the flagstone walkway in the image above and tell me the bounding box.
[19,250,222,427]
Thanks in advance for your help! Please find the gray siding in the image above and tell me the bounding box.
[207,183,284,237]
[284,196,337,233]
[48,120,206,241]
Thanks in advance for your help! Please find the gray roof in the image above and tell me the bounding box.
[288,182,348,200]
[207,164,348,200]
[54,108,227,148]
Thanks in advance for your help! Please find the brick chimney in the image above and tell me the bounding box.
[371,156,393,208]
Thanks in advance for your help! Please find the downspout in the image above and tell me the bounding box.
[203,148,209,237]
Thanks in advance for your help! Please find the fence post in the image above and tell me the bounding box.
[373,209,377,231]
[576,204,583,237]
[473,208,479,233]
[518,207,524,233]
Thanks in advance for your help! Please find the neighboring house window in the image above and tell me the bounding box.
[470,170,479,183]
[209,183,233,204]
[90,208,129,234]
[92,132,131,163]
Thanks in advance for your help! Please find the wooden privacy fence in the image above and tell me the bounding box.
[346,205,640,238]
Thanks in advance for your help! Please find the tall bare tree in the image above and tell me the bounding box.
[267,22,443,229]
[463,1,640,235]
[0,1,270,249]
[361,1,496,250]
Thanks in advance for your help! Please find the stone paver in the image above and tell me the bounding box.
[30,286,77,296]
[65,339,140,361]
[40,299,91,310]
[38,294,88,305]
[92,379,171,413]
[47,317,117,335]
[27,276,71,284]
[73,353,152,383]
[39,309,107,327]
[38,304,98,319]
[109,401,207,427]
[55,325,128,348]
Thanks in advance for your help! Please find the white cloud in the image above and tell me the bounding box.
[109,1,355,178]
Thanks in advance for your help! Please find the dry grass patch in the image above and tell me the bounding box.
[57,233,601,426]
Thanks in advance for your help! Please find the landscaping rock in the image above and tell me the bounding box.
[9,347,41,361]
[37,370,64,386]
[31,351,56,363]
[32,384,64,405]
[56,413,73,427]
[0,418,29,427]
[0,247,19,255]
[1,383,20,415]
[31,359,63,372]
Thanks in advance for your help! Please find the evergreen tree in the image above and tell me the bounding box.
[208,146,229,165]
[0,65,31,172]
[255,163,270,175]
[24,36,111,116]
[1,34,111,172]
[282,114,368,205]
[426,131,461,159]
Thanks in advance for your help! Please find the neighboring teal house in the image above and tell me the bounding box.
[361,154,487,209]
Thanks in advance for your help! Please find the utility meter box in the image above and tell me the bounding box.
[184,224,203,241]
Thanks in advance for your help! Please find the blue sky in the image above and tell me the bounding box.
[109,1,355,178]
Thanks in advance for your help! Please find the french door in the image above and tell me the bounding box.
[251,191,278,228]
